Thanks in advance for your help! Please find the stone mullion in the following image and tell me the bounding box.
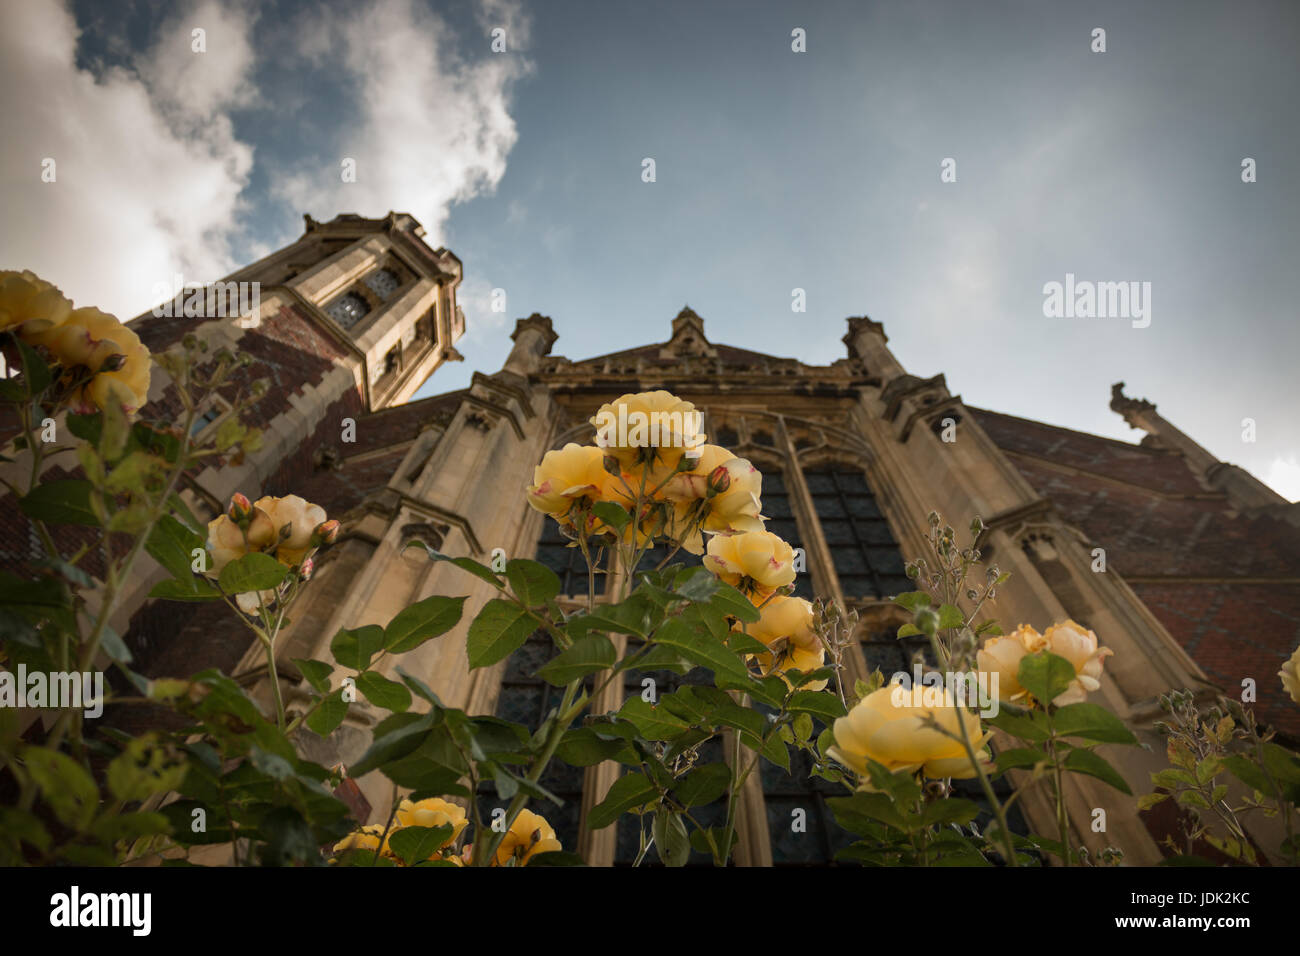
[774,418,870,689]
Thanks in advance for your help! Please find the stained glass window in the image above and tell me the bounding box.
[805,467,909,598]
[534,516,605,596]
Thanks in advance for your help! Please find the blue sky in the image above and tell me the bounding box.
[4,0,1298,497]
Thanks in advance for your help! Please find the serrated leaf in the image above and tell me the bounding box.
[19,479,99,527]
[1064,748,1131,794]
[588,772,657,830]
[293,659,333,694]
[672,762,731,807]
[1051,702,1138,745]
[355,672,412,712]
[466,599,537,668]
[505,559,561,608]
[330,625,385,671]
[305,690,348,737]
[218,551,289,594]
[384,595,466,653]
[535,633,616,686]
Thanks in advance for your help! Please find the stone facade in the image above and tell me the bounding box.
[9,213,1297,865]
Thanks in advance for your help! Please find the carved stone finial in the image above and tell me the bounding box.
[1109,382,1156,417]
[663,305,715,358]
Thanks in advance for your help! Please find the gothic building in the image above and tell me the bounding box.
[14,212,1299,866]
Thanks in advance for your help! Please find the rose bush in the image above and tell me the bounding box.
[2,273,1296,869]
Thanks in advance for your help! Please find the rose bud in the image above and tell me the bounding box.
[228,492,253,524]
[299,557,314,581]
[311,519,340,547]
[706,464,731,497]
[602,454,622,477]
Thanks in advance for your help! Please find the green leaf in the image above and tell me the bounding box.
[994,747,1045,773]
[293,659,333,694]
[146,514,206,582]
[936,604,964,630]
[384,595,466,653]
[19,479,99,527]
[466,599,537,668]
[591,501,630,532]
[828,792,909,833]
[892,591,931,612]
[535,634,617,686]
[22,745,99,830]
[505,559,561,608]
[672,762,731,807]
[1064,748,1131,794]
[150,577,221,601]
[921,798,980,827]
[218,551,289,594]
[788,689,847,722]
[388,825,454,866]
[654,809,691,867]
[896,623,922,638]
[348,713,436,777]
[106,736,187,803]
[587,772,657,830]
[330,625,386,671]
[556,727,634,766]
[14,335,52,395]
[705,582,760,623]
[1051,702,1138,745]
[652,615,750,682]
[1017,651,1076,705]
[985,709,1050,742]
[408,544,502,587]
[305,690,348,737]
[619,696,691,740]
[355,672,412,713]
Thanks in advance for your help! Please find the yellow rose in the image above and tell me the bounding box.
[203,494,329,613]
[332,824,391,857]
[745,595,827,690]
[590,390,705,470]
[395,797,468,847]
[0,269,73,335]
[975,624,1040,702]
[661,447,764,554]
[494,808,561,866]
[254,494,327,567]
[526,443,609,521]
[829,682,991,781]
[28,306,151,413]
[1280,645,1300,706]
[1042,620,1113,706]
[704,530,796,599]
[977,620,1112,707]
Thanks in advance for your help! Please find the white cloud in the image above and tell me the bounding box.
[0,0,255,320]
[1263,456,1300,504]
[275,0,530,247]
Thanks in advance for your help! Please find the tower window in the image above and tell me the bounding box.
[325,291,370,329]
[363,268,401,301]
[383,345,401,378]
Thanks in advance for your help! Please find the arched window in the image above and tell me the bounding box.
[325,291,370,329]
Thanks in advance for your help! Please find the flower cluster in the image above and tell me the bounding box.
[976,620,1113,707]
[204,492,338,613]
[526,390,822,686]
[1,269,151,414]
[332,801,560,867]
